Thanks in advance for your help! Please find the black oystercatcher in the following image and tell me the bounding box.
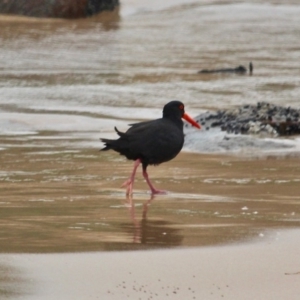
[100,100,201,195]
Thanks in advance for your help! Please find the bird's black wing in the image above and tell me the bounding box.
[124,119,184,165]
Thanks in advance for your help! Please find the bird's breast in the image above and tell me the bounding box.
[145,128,184,165]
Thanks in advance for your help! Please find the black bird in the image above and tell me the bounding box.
[100,100,201,195]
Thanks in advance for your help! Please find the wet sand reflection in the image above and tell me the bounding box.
[125,195,183,246]
[0,144,299,253]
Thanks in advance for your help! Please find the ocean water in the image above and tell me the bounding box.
[0,0,300,154]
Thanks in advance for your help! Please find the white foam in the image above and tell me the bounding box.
[184,126,300,156]
[121,0,201,17]
[0,112,127,133]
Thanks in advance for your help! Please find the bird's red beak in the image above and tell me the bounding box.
[183,113,201,129]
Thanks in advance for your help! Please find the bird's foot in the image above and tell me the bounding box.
[150,188,167,195]
[121,179,131,187]
[121,179,133,195]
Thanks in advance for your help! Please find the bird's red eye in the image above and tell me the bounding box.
[179,104,184,110]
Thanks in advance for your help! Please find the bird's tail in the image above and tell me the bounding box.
[100,127,125,151]
[100,138,112,151]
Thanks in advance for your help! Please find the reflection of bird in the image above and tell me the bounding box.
[126,195,154,243]
[100,101,201,195]
[125,195,184,247]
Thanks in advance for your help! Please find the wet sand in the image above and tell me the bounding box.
[1,143,300,252]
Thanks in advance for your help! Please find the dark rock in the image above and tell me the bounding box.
[188,102,300,136]
[198,65,247,74]
[249,62,253,75]
[198,62,254,75]
[211,121,223,127]
[0,0,119,19]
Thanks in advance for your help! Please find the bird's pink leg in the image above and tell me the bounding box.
[142,169,167,195]
[121,159,141,195]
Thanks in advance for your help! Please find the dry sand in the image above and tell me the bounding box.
[1,229,300,299]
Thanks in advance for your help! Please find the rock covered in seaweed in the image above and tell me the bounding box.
[187,102,300,136]
[0,0,119,19]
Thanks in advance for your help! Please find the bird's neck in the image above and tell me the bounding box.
[164,115,184,130]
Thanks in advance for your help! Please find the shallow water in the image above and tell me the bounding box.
[1,146,299,253]
[1,0,300,152]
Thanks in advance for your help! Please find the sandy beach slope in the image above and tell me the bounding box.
[1,229,299,300]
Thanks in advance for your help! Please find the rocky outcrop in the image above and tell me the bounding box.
[0,0,119,19]
[188,102,300,136]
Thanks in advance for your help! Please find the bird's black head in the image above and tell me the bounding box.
[162,100,201,129]
[163,100,185,119]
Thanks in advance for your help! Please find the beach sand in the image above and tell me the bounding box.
[1,229,300,299]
